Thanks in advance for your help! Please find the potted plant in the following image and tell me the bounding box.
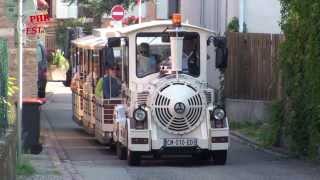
[49,49,69,81]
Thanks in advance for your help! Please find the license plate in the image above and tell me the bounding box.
[164,138,197,147]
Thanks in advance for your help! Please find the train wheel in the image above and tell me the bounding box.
[109,141,116,152]
[194,150,211,161]
[116,142,127,160]
[127,150,140,166]
[212,150,227,165]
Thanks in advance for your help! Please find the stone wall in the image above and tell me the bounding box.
[0,0,38,98]
[9,49,38,98]
[0,129,17,180]
[226,99,272,122]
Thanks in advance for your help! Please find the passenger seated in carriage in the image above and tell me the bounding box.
[160,37,200,76]
[136,43,158,77]
[95,66,121,99]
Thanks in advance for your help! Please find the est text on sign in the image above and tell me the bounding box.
[25,13,50,35]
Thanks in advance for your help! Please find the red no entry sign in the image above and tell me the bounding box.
[111,5,125,21]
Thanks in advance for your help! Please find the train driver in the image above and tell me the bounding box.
[182,39,200,76]
[136,43,158,77]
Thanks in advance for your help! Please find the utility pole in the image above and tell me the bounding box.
[138,0,142,23]
[17,0,23,161]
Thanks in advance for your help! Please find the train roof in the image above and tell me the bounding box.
[72,20,216,49]
[94,20,216,37]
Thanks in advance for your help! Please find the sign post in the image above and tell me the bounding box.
[111,5,125,21]
[17,0,23,162]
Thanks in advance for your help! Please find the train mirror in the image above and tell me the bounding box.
[208,36,228,69]
[215,47,228,69]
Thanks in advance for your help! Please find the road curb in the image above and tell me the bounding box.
[230,131,290,158]
[42,103,84,180]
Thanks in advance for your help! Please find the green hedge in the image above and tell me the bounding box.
[275,0,320,159]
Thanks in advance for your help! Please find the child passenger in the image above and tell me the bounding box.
[95,66,121,99]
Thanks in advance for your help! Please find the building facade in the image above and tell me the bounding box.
[47,0,78,18]
[227,0,281,34]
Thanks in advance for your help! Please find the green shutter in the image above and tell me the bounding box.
[0,38,8,134]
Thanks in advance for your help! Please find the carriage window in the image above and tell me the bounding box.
[100,47,122,99]
[136,32,200,78]
[97,39,129,100]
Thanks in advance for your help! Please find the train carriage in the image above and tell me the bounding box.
[70,38,87,126]
[71,31,126,144]
[71,36,100,131]
[70,15,229,166]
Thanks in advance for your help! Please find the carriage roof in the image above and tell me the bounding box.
[72,35,106,50]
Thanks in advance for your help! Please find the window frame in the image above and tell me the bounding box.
[135,31,201,78]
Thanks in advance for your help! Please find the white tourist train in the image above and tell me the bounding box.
[70,14,229,166]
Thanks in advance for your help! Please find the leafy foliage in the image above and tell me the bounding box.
[122,15,139,25]
[227,17,239,32]
[0,77,18,127]
[16,157,36,176]
[67,0,150,25]
[52,49,70,71]
[68,0,136,22]
[55,17,90,50]
[275,0,320,159]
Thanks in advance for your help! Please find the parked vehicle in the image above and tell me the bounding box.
[70,15,229,166]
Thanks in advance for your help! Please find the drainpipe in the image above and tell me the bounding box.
[239,0,245,32]
[216,0,220,34]
[225,0,229,33]
[200,0,205,27]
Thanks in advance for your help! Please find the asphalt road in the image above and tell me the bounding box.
[42,82,320,180]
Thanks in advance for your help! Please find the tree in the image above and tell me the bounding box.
[68,0,150,26]
[276,0,320,159]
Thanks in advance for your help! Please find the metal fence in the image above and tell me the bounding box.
[224,32,283,101]
[0,38,8,135]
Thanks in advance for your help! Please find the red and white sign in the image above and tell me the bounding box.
[111,5,125,21]
[25,13,50,35]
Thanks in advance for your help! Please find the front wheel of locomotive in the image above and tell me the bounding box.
[127,150,141,166]
[192,150,211,162]
[211,150,227,165]
[109,140,116,152]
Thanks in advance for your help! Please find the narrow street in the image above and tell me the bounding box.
[38,82,320,180]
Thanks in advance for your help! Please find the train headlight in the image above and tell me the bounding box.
[133,108,147,121]
[213,107,226,120]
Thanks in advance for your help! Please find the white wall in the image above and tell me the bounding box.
[55,0,78,19]
[126,2,147,17]
[180,0,201,26]
[227,0,281,33]
[180,0,226,88]
[227,0,239,22]
[245,0,281,33]
[180,0,227,34]
[156,0,169,19]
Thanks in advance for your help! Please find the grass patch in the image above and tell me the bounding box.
[52,169,61,176]
[16,157,36,176]
[230,121,271,147]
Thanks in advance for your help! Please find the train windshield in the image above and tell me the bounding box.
[136,32,200,78]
